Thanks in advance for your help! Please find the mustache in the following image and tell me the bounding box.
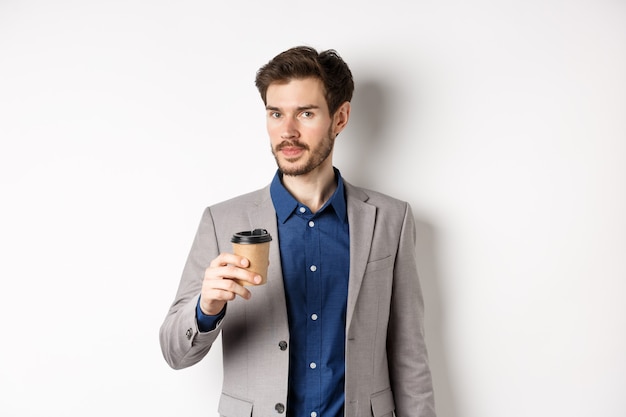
[276,140,309,151]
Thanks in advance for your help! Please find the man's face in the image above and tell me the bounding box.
[266,77,336,177]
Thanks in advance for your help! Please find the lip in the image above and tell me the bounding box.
[280,146,305,157]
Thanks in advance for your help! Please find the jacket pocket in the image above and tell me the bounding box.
[370,387,395,417]
[218,392,253,417]
[364,255,394,274]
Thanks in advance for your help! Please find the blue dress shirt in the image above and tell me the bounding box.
[270,168,350,417]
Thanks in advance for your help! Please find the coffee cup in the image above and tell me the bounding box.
[231,229,272,285]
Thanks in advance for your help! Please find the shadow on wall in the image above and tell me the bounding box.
[347,79,458,417]
[339,79,389,187]
[414,219,458,417]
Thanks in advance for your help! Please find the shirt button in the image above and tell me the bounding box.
[275,403,285,414]
[310,265,317,272]
[308,220,315,227]
[309,362,317,369]
[299,207,306,213]
[311,314,318,321]
[278,340,288,351]
[311,412,318,417]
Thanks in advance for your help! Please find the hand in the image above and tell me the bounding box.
[199,252,262,315]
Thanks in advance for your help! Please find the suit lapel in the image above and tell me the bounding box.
[245,187,279,255]
[344,182,376,331]
[245,187,288,325]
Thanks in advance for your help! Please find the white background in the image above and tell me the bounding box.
[1,1,625,416]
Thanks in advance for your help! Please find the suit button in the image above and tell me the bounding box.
[278,340,288,351]
[185,328,193,340]
[275,403,285,413]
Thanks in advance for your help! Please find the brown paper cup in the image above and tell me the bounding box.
[231,229,272,286]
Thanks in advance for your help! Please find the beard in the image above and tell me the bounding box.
[272,126,335,176]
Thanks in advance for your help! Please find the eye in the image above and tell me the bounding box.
[301,111,313,118]
[269,111,281,119]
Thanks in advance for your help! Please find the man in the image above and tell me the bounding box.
[159,46,436,417]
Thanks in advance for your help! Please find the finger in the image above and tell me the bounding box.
[209,252,250,268]
[205,275,251,298]
[204,263,256,284]
[206,260,261,287]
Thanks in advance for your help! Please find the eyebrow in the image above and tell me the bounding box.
[265,105,321,112]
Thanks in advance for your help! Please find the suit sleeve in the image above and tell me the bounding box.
[159,207,224,370]
[388,203,437,417]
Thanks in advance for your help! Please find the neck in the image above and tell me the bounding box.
[281,166,337,213]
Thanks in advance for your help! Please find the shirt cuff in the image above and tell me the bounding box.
[196,298,226,333]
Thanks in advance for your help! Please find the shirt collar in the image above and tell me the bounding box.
[270,167,347,224]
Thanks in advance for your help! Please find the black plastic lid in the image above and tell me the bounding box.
[231,228,272,244]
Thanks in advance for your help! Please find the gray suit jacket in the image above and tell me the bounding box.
[160,181,436,417]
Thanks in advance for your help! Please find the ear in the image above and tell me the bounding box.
[332,101,351,137]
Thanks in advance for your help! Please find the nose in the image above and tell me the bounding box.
[280,118,299,139]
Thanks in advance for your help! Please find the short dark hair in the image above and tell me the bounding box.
[255,46,354,116]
